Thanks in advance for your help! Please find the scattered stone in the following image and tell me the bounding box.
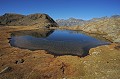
[0,66,12,74]
[7,38,11,40]
[60,62,66,74]
[90,52,99,55]
[0,54,3,56]
[83,61,87,64]
[114,46,120,50]
[114,38,120,43]
[15,59,24,64]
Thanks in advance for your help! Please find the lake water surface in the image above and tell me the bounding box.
[10,29,110,57]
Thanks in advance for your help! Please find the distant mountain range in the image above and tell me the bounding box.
[56,18,86,26]
[56,15,120,26]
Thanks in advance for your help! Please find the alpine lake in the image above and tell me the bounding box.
[10,29,110,57]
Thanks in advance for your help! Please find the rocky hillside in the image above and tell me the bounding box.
[0,13,58,27]
[56,18,86,26]
[81,15,120,42]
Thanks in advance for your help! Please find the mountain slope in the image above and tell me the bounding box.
[0,13,58,27]
[81,15,120,42]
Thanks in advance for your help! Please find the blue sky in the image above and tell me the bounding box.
[0,0,120,20]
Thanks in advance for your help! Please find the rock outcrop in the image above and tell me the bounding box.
[0,13,58,27]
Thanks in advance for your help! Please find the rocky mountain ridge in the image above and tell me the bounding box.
[0,13,58,27]
[56,15,120,26]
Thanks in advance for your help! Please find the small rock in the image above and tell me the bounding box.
[110,49,114,50]
[7,38,11,40]
[113,38,120,43]
[91,52,99,55]
[0,66,12,74]
[98,61,100,63]
[15,59,24,64]
[114,46,120,50]
[83,61,87,64]
[0,54,3,56]
[95,72,98,75]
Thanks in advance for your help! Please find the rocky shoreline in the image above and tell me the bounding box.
[0,26,120,79]
[51,25,120,43]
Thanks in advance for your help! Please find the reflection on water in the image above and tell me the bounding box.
[11,29,54,38]
[10,29,110,57]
